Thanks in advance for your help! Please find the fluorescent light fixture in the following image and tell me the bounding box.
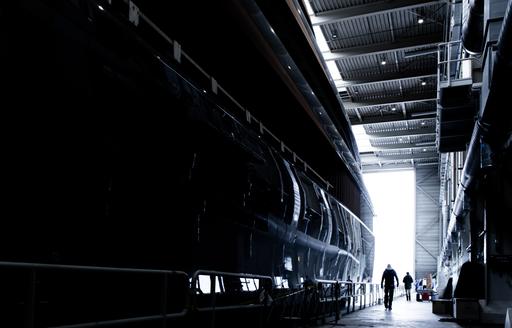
[98,5,105,11]
[420,121,426,125]
[410,111,436,117]
[421,81,427,86]
[416,141,435,146]
[418,18,424,24]
[391,107,397,111]
[381,60,387,65]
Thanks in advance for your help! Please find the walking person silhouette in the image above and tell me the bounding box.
[403,272,414,301]
[381,264,399,310]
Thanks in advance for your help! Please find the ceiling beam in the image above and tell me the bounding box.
[372,141,437,150]
[365,126,435,137]
[370,136,436,149]
[323,36,441,61]
[343,97,437,110]
[349,111,436,125]
[361,162,438,172]
[354,107,363,122]
[336,71,436,89]
[369,152,438,160]
[335,74,437,88]
[311,0,443,26]
[360,156,438,167]
[372,144,438,152]
[360,152,438,160]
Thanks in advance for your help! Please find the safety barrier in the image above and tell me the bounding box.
[315,280,383,324]
[1,261,401,328]
[190,270,273,328]
[270,280,385,326]
[437,40,476,88]
[0,261,189,328]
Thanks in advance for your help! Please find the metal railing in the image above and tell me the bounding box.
[2,261,399,328]
[0,261,189,328]
[437,40,475,88]
[189,270,273,328]
[272,280,384,325]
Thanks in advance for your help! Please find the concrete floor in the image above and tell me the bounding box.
[318,297,501,328]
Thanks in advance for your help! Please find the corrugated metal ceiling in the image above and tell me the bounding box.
[336,48,437,81]
[310,0,383,13]
[309,0,447,170]
[321,3,445,51]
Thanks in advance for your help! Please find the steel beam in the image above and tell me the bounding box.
[323,37,441,61]
[343,97,437,110]
[335,74,437,88]
[311,0,443,26]
[348,111,436,125]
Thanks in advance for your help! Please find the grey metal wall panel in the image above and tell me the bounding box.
[415,167,440,281]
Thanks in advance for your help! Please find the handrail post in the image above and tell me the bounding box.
[25,269,36,328]
[447,42,451,85]
[210,276,216,328]
[161,273,168,328]
[334,282,340,323]
[363,284,366,309]
[437,44,441,87]
[352,284,355,313]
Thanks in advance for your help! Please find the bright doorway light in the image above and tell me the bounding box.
[364,170,415,283]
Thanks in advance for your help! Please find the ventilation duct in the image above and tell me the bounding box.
[462,0,484,55]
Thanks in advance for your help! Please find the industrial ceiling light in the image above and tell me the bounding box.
[391,106,397,111]
[421,121,426,125]
[417,18,424,24]
[421,80,427,86]
[332,29,338,39]
[380,55,387,65]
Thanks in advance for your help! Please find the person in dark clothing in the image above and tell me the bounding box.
[381,264,399,310]
[403,272,414,301]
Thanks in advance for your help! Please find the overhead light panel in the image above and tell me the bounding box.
[410,111,436,117]
[417,18,424,24]
[380,55,387,65]
[416,141,435,146]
